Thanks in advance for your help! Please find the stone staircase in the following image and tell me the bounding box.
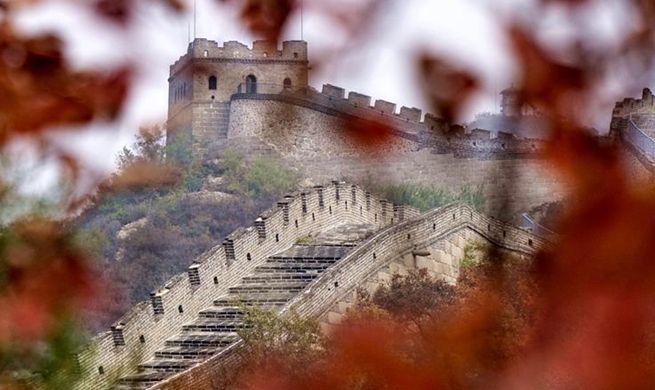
[117,243,355,390]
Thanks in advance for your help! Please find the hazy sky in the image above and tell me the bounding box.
[8,0,644,189]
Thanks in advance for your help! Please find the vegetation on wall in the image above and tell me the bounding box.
[219,149,301,198]
[368,183,485,212]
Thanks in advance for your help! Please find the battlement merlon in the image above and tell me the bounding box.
[612,87,655,118]
[169,39,308,76]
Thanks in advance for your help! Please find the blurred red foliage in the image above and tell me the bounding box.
[0,22,131,144]
[0,220,93,345]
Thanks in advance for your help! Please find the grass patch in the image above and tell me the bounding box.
[371,183,485,212]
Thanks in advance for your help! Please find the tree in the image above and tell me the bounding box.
[116,125,166,172]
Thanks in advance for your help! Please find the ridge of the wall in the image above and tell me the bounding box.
[147,202,549,390]
[609,89,655,177]
[74,182,418,390]
[612,87,655,120]
[231,83,549,158]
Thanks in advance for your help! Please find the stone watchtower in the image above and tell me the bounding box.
[500,87,524,117]
[166,39,309,161]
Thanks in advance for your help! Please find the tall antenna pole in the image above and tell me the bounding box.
[193,0,197,40]
[300,0,304,41]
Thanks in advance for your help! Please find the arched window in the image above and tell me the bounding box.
[283,78,292,90]
[246,74,257,94]
[208,76,217,90]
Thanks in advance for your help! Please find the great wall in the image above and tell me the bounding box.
[74,182,550,390]
[73,39,655,390]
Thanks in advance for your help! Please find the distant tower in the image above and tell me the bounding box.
[166,39,309,162]
[500,86,525,117]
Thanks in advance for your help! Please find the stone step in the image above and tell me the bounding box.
[242,273,318,283]
[198,307,242,319]
[154,345,221,360]
[268,245,353,263]
[165,332,239,347]
[137,358,202,374]
[182,319,245,332]
[266,257,338,264]
[118,371,169,389]
[254,262,331,273]
[214,293,295,307]
[228,282,307,294]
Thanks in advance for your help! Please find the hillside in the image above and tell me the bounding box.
[75,129,303,332]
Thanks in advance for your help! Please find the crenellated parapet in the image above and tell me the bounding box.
[612,88,655,121]
[73,182,418,390]
[170,39,308,77]
[231,83,547,158]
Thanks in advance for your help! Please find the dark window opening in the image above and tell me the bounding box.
[213,276,219,285]
[407,233,411,240]
[329,206,332,214]
[246,74,257,94]
[528,239,533,247]
[283,77,292,90]
[208,76,217,90]
[139,335,146,343]
[98,366,105,375]
[312,213,315,221]
[178,305,184,313]
[275,234,279,242]
[247,253,252,261]
[295,220,299,228]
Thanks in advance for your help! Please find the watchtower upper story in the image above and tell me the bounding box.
[168,39,309,115]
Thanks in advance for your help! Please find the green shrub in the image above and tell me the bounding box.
[219,150,299,198]
[245,157,300,198]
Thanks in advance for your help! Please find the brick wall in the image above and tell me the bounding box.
[146,203,549,390]
[226,99,568,220]
[74,182,406,390]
